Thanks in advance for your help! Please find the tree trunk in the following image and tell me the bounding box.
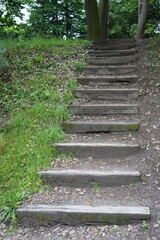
[98,0,109,39]
[84,0,101,41]
[136,0,148,40]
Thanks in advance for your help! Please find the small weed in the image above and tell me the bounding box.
[0,133,5,155]
[43,61,57,69]
[149,41,160,71]
[67,79,77,89]
[73,60,87,73]
[110,225,118,232]
[90,182,101,192]
[33,55,43,65]
[123,183,137,188]
[142,220,149,230]
[123,231,129,236]
[0,48,8,70]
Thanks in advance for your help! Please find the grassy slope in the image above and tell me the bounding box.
[0,37,89,223]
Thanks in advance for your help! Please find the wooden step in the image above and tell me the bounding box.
[92,42,136,50]
[73,89,139,100]
[76,75,138,86]
[16,205,150,226]
[62,121,140,133]
[69,104,138,115]
[83,65,137,75]
[93,39,136,45]
[87,56,137,65]
[53,143,140,158]
[37,170,141,187]
[88,49,137,57]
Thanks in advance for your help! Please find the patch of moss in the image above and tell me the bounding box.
[62,123,76,133]
[128,125,139,131]
[101,216,110,223]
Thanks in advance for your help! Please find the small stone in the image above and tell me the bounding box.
[110,194,115,197]
[0,223,6,229]
[154,223,159,228]
[69,230,75,235]
[155,147,160,151]
[128,224,133,231]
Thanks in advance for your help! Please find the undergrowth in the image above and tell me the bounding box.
[0,37,90,224]
[148,40,160,87]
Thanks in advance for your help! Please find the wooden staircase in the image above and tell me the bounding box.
[16,38,151,226]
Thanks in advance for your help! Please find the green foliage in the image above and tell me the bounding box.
[73,60,87,74]
[145,0,160,37]
[108,0,160,38]
[90,182,101,192]
[108,0,138,38]
[0,37,88,223]
[1,0,160,40]
[27,0,86,38]
[142,220,149,230]
[32,55,43,65]
[0,0,32,38]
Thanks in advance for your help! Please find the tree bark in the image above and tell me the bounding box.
[136,0,148,40]
[84,0,101,40]
[98,0,109,39]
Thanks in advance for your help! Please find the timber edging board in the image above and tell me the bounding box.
[16,205,151,226]
[52,142,140,158]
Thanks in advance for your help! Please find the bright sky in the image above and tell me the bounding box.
[15,5,30,24]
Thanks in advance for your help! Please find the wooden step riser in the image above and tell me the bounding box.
[53,143,140,158]
[93,39,136,44]
[76,76,138,86]
[88,49,137,57]
[16,205,150,226]
[69,104,138,115]
[92,43,137,50]
[73,89,139,100]
[62,122,140,133]
[87,56,137,65]
[83,66,137,75]
[37,170,141,188]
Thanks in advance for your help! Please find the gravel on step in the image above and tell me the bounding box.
[2,223,160,240]
[66,132,140,144]
[18,184,152,209]
[71,98,138,105]
[76,84,138,89]
[47,154,149,173]
[71,115,140,122]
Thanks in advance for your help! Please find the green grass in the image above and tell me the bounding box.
[0,37,90,224]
